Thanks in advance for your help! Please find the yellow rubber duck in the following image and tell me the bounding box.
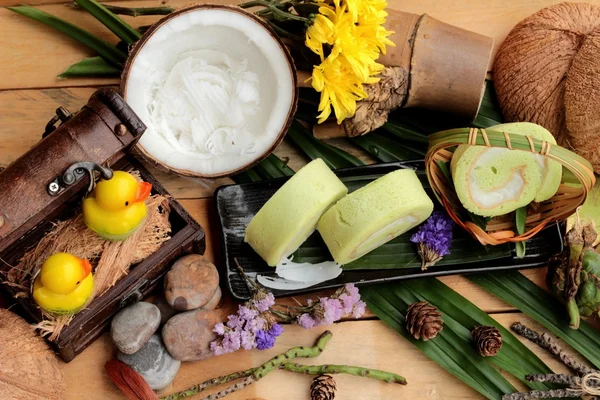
[33,252,94,315]
[82,171,152,241]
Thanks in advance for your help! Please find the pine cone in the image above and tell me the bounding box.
[405,301,443,341]
[310,375,336,400]
[471,325,503,357]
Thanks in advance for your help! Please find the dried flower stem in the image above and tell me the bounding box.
[501,389,582,400]
[198,377,257,400]
[162,331,333,400]
[510,322,594,375]
[160,370,256,400]
[280,363,407,384]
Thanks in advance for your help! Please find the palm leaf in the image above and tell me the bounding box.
[363,279,557,400]
[362,284,516,400]
[351,133,422,162]
[74,0,141,44]
[468,271,600,369]
[8,6,126,66]
[286,120,365,169]
[59,56,121,78]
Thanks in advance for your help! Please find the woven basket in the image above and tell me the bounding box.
[425,127,597,245]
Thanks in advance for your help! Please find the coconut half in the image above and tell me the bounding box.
[121,5,298,178]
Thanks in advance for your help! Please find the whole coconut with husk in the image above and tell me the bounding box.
[494,2,600,173]
[0,309,65,399]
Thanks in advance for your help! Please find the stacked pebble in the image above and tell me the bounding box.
[110,254,221,390]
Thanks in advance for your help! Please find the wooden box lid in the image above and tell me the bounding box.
[0,88,146,254]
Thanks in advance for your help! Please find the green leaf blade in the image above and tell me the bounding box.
[74,0,141,45]
[287,120,365,169]
[468,271,600,369]
[8,6,126,66]
[58,56,121,78]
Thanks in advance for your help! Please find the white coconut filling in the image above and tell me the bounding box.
[353,214,419,259]
[469,148,525,209]
[124,9,294,176]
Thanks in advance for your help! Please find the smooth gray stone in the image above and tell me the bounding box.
[117,334,181,390]
[111,302,161,355]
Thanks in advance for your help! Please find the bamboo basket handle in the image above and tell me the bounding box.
[425,127,597,245]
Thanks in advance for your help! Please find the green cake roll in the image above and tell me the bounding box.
[244,158,348,266]
[450,145,542,217]
[316,169,434,265]
[490,122,562,202]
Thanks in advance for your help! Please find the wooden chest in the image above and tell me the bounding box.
[0,88,205,362]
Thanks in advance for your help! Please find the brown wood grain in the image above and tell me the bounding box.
[62,313,585,400]
[4,0,600,90]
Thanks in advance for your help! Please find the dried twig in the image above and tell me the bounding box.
[502,389,581,400]
[199,377,257,400]
[511,322,594,375]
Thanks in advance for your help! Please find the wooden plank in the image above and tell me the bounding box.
[62,312,585,400]
[4,0,600,90]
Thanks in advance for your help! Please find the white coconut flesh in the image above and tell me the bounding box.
[123,8,295,176]
[257,257,342,290]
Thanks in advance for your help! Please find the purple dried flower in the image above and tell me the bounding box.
[339,283,361,313]
[210,341,226,356]
[213,322,226,336]
[240,330,256,350]
[221,330,242,353]
[410,211,454,270]
[352,300,366,319]
[320,297,343,324]
[253,292,275,313]
[256,330,276,350]
[238,305,259,321]
[245,316,267,334]
[226,314,244,330]
[298,313,317,329]
[268,323,284,337]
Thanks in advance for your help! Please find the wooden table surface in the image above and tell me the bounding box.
[1,0,596,399]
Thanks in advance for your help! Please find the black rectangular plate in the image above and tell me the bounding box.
[215,160,563,300]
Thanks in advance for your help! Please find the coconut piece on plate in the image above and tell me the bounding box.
[257,258,342,290]
[245,159,348,266]
[489,122,562,202]
[450,144,542,217]
[317,169,434,265]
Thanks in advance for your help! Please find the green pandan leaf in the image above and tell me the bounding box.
[363,278,556,400]
[468,271,600,369]
[74,0,141,45]
[286,120,365,169]
[59,56,121,79]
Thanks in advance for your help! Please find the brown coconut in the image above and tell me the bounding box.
[0,309,65,399]
[494,2,600,173]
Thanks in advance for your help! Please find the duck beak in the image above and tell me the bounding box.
[134,182,152,203]
[80,259,92,279]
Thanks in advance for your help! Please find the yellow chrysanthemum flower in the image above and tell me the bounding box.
[305,13,336,60]
[305,0,395,124]
[311,57,370,124]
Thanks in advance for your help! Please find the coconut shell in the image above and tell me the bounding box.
[0,308,65,399]
[121,4,298,179]
[494,3,600,173]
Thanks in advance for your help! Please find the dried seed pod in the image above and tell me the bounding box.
[310,375,336,400]
[405,301,444,341]
[471,325,503,357]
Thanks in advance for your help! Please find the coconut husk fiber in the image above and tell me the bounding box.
[0,308,65,399]
[494,2,600,173]
[4,190,171,340]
